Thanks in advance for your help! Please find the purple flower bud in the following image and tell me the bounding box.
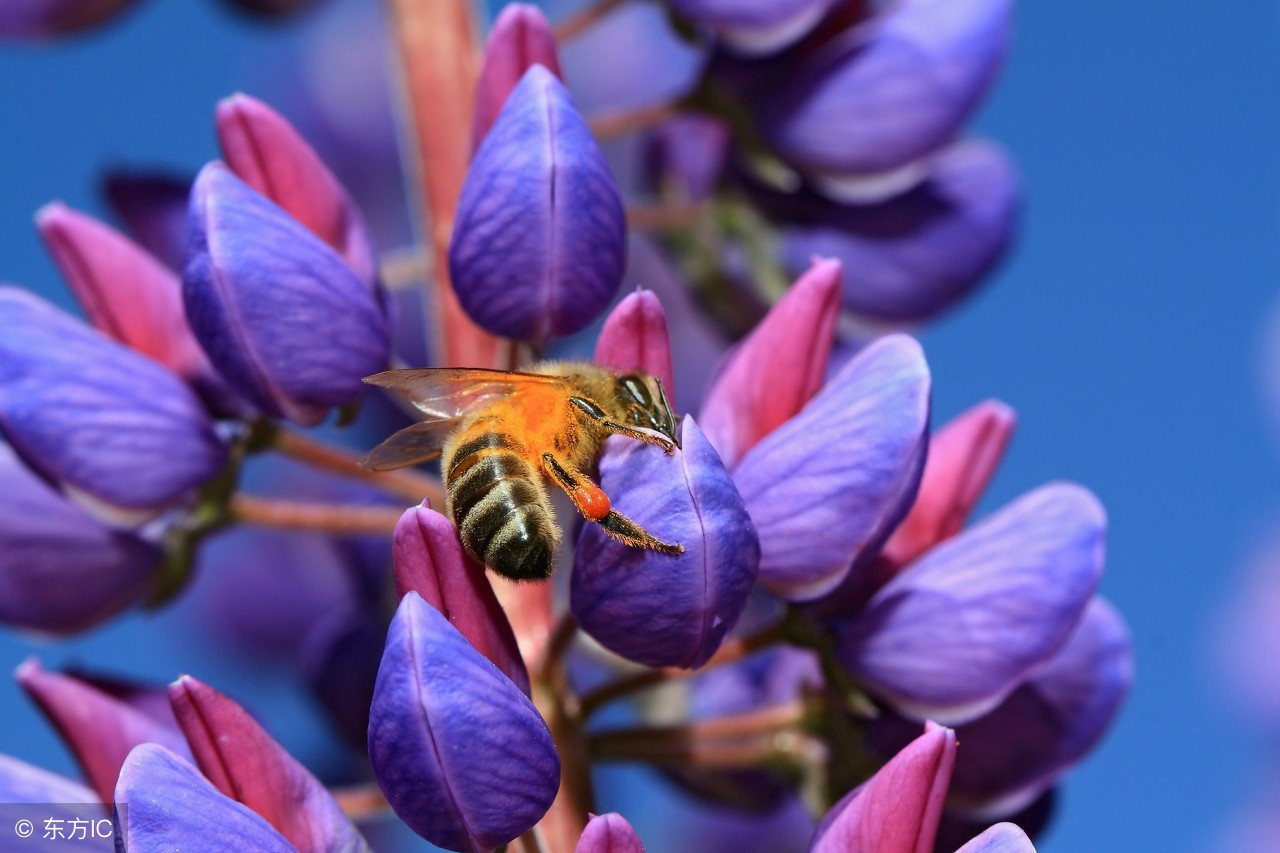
[811,722,956,853]
[219,0,322,18]
[184,162,390,426]
[733,334,930,601]
[0,444,159,633]
[115,744,294,852]
[169,676,369,853]
[393,503,529,694]
[450,66,626,344]
[216,94,377,284]
[0,754,96,804]
[102,171,190,272]
[36,202,225,397]
[670,0,839,56]
[0,288,225,511]
[762,0,1011,175]
[953,823,1036,853]
[577,812,646,853]
[780,140,1019,322]
[942,597,1132,816]
[474,4,563,148]
[837,483,1106,724]
[0,0,137,39]
[700,258,842,469]
[17,660,187,806]
[572,418,759,668]
[646,114,732,201]
[594,289,677,406]
[369,592,559,850]
[881,399,1016,568]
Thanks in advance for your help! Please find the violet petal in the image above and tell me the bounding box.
[645,113,732,201]
[449,66,626,344]
[393,503,529,694]
[781,140,1019,322]
[114,744,293,852]
[216,94,377,284]
[17,660,187,806]
[0,754,96,803]
[811,722,955,853]
[577,812,646,853]
[474,3,563,148]
[300,609,385,749]
[953,823,1036,853]
[671,0,839,56]
[762,0,1011,174]
[881,399,1016,568]
[572,418,759,668]
[184,162,390,425]
[0,0,137,39]
[594,289,677,407]
[169,676,369,853]
[700,258,842,469]
[733,334,930,601]
[102,171,190,272]
[838,483,1107,724]
[0,288,225,511]
[369,592,559,851]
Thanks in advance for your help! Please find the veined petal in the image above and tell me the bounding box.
[114,744,293,853]
[474,3,563,148]
[838,483,1107,723]
[216,94,377,284]
[102,171,190,272]
[733,334,930,601]
[393,504,529,694]
[577,812,646,853]
[811,722,955,853]
[450,66,626,344]
[594,289,677,407]
[572,418,759,669]
[700,258,842,468]
[368,592,559,851]
[169,676,369,853]
[0,288,225,511]
[763,0,1011,174]
[953,823,1036,853]
[881,399,1016,568]
[184,162,390,425]
[17,661,187,806]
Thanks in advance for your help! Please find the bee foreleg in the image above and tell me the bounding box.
[568,396,675,454]
[599,510,685,555]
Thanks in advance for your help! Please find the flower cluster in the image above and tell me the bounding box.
[0,1,1128,851]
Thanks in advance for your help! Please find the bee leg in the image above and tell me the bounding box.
[567,395,675,454]
[540,453,683,555]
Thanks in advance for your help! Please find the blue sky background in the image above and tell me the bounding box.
[0,1,1278,851]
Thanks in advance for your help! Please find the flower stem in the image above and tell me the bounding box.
[588,700,810,767]
[378,246,433,292]
[268,425,445,506]
[554,0,627,41]
[589,101,681,141]
[332,783,391,820]
[627,200,709,232]
[578,621,786,718]
[228,495,404,535]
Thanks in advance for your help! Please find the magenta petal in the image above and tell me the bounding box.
[450,66,626,343]
[17,660,187,806]
[169,676,369,853]
[700,258,842,468]
[594,289,677,406]
[393,503,529,694]
[733,334,930,601]
[763,0,1011,174]
[369,592,559,850]
[571,418,760,668]
[217,94,377,284]
[577,812,646,853]
[839,483,1107,723]
[811,722,955,853]
[474,3,563,148]
[114,744,293,852]
[881,399,1015,568]
[102,171,190,272]
[953,823,1036,853]
[36,202,222,393]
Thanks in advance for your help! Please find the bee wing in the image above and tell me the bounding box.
[359,420,458,471]
[364,367,568,419]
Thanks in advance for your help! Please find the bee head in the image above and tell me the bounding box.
[618,373,681,449]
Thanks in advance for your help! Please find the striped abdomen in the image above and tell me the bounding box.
[444,427,557,581]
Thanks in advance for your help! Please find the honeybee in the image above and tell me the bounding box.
[360,362,685,581]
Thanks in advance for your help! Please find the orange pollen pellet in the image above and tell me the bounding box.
[574,485,611,521]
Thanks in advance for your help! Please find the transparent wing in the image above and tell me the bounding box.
[363,367,568,419]
[359,421,457,472]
